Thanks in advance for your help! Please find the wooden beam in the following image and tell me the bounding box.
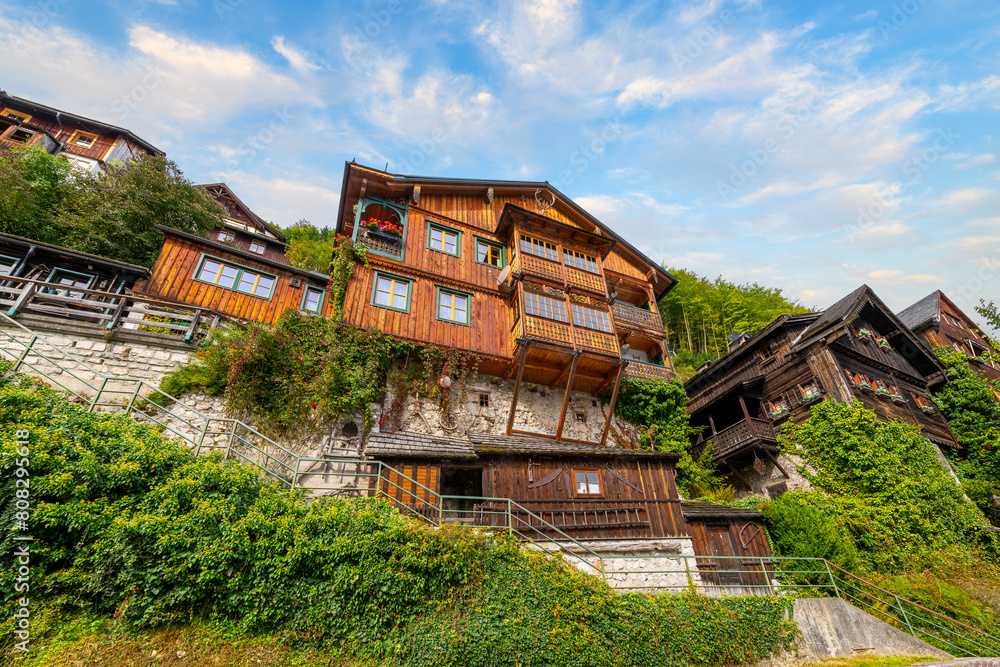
[708,415,718,436]
[761,449,789,479]
[738,395,752,422]
[723,460,753,491]
[506,342,531,435]
[599,361,626,447]
[555,352,581,441]
[549,355,576,390]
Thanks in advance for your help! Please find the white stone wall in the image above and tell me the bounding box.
[533,538,704,592]
[734,451,815,499]
[379,372,636,445]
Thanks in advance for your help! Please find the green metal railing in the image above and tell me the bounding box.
[1,312,998,657]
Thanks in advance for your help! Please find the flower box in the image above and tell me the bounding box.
[857,383,873,392]
[360,218,403,238]
[803,394,823,404]
[876,338,891,351]
[890,395,906,404]
[875,388,891,398]
[856,329,874,340]
[920,405,935,414]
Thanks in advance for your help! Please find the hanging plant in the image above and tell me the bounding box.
[328,234,368,321]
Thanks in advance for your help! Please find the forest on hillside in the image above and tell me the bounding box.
[656,268,812,379]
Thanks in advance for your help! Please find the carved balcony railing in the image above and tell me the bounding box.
[624,360,673,382]
[359,228,403,258]
[573,327,620,357]
[511,253,607,298]
[612,301,663,332]
[711,418,778,460]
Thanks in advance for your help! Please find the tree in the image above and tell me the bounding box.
[0,147,221,267]
[282,219,336,273]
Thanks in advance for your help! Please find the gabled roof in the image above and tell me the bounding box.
[199,183,287,243]
[897,291,941,331]
[0,91,163,156]
[467,433,679,458]
[365,431,477,460]
[792,285,871,346]
[334,161,677,300]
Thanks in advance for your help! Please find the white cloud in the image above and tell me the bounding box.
[218,171,342,228]
[271,36,320,73]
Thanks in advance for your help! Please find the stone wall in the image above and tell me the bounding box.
[378,371,635,445]
[733,451,815,499]
[536,537,703,592]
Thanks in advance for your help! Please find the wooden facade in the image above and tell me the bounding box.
[898,290,1000,383]
[685,285,960,491]
[200,184,292,265]
[682,501,773,591]
[335,163,677,445]
[0,91,161,170]
[140,227,332,325]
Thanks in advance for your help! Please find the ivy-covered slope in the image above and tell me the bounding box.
[0,367,797,666]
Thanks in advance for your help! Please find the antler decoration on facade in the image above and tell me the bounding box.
[535,188,556,213]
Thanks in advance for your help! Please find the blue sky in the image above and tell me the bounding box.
[2,0,999,328]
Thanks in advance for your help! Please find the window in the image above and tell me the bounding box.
[846,370,870,388]
[519,235,558,262]
[218,231,235,243]
[570,303,613,332]
[437,287,470,325]
[0,255,20,277]
[68,130,98,148]
[563,249,599,274]
[994,390,1000,405]
[912,393,934,410]
[372,273,411,312]
[952,342,969,355]
[8,128,33,144]
[46,268,94,297]
[64,155,98,173]
[574,470,601,496]
[800,380,821,400]
[873,379,888,392]
[195,256,276,299]
[249,240,267,254]
[766,397,789,418]
[479,393,490,408]
[427,223,461,256]
[198,259,240,289]
[475,238,504,268]
[574,412,586,423]
[1,108,30,123]
[524,291,567,322]
[302,286,324,314]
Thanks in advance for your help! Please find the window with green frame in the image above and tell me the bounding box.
[474,237,505,268]
[436,286,470,325]
[427,222,461,257]
[194,255,276,299]
[0,254,20,277]
[371,272,412,313]
[301,285,325,314]
[45,268,95,297]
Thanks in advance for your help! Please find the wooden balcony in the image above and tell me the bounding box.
[512,252,607,298]
[612,301,663,332]
[624,360,673,382]
[711,418,778,460]
[358,228,403,257]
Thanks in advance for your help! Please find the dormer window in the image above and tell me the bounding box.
[68,130,98,148]
[520,235,558,262]
[564,249,599,274]
[249,240,266,254]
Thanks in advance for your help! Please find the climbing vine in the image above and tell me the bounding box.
[327,233,368,320]
[380,345,481,433]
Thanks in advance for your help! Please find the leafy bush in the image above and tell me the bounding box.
[0,368,798,665]
[762,492,859,570]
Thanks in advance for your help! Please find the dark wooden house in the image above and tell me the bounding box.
[366,431,688,540]
[140,184,333,324]
[898,290,1000,383]
[681,501,773,590]
[0,91,161,170]
[335,162,677,446]
[685,285,960,496]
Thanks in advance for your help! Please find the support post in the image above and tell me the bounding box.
[89,377,108,413]
[506,342,530,435]
[599,361,627,447]
[12,336,36,372]
[761,449,790,479]
[708,414,718,436]
[738,395,752,423]
[196,420,209,456]
[105,297,129,330]
[555,352,581,441]
[895,594,916,637]
[184,309,202,341]
[723,459,753,491]
[825,560,841,599]
[127,381,141,413]
[8,283,36,318]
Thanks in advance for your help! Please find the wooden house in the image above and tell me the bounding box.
[140,184,332,324]
[0,91,161,170]
[681,501,773,591]
[335,162,677,446]
[684,285,960,497]
[898,290,1000,383]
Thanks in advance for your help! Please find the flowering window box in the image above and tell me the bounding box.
[803,394,823,405]
[876,338,891,351]
[920,405,935,414]
[875,388,892,398]
[890,394,906,404]
[856,329,874,341]
[360,218,403,239]
[857,382,873,392]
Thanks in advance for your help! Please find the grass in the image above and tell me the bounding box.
[799,658,943,667]
[5,611,384,666]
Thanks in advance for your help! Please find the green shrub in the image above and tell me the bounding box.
[0,367,799,665]
[762,491,859,569]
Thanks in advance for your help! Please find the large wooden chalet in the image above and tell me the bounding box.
[0,91,162,170]
[334,162,689,543]
[685,285,960,497]
[140,183,333,324]
[898,290,1000,384]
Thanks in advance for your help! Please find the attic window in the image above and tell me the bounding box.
[68,130,98,148]
[249,240,266,254]
[1,108,30,123]
[218,231,235,243]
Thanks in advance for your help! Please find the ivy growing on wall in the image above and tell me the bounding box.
[327,234,367,320]
[380,345,481,432]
